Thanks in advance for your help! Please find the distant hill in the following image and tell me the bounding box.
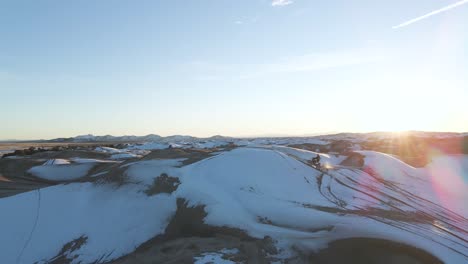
[43,131,468,143]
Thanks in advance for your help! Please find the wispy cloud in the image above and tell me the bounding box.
[272,0,293,7]
[185,49,383,81]
[393,0,468,29]
[259,51,382,74]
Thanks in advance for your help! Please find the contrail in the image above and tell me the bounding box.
[393,0,468,29]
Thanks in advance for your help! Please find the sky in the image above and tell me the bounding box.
[1,0,467,140]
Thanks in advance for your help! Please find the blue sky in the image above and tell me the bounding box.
[1,0,467,139]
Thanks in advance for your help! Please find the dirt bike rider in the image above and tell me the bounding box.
[311,154,321,167]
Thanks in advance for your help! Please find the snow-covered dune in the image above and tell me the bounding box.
[178,148,333,235]
[0,147,466,263]
[28,159,95,181]
[177,148,467,262]
[357,151,468,217]
[1,170,178,263]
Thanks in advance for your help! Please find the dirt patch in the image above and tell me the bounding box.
[0,158,44,180]
[163,199,254,240]
[145,173,180,196]
[258,216,274,225]
[90,164,131,187]
[47,236,88,264]
[0,158,53,198]
[309,237,443,264]
[109,198,281,264]
[340,152,365,167]
[110,235,279,264]
[0,173,10,182]
[0,144,98,159]
[28,150,109,160]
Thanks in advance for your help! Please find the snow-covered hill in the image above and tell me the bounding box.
[0,147,467,263]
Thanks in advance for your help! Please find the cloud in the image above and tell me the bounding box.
[393,0,468,29]
[272,0,293,7]
[186,49,383,81]
[240,50,382,78]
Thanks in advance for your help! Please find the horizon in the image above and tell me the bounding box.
[2,129,467,142]
[1,0,467,139]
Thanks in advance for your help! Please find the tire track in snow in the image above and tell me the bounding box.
[16,188,41,264]
[327,168,468,257]
[272,150,297,171]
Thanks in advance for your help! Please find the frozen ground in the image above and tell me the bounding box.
[0,134,467,263]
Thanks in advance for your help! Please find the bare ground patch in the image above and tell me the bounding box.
[340,152,365,167]
[46,236,88,264]
[0,158,53,198]
[145,173,180,196]
[309,237,443,264]
[109,198,281,264]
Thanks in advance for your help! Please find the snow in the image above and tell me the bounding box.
[194,248,239,264]
[127,142,168,150]
[176,148,467,263]
[194,253,236,264]
[177,148,342,240]
[28,163,94,181]
[28,158,121,181]
[1,146,467,263]
[193,141,230,149]
[125,159,185,186]
[424,154,468,216]
[168,143,184,148]
[356,150,419,179]
[43,159,71,165]
[90,171,108,177]
[219,248,240,254]
[426,154,468,187]
[95,147,150,159]
[356,150,468,217]
[0,183,177,264]
[69,157,119,164]
[95,146,123,154]
[105,134,333,151]
[110,153,141,159]
[270,145,347,167]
